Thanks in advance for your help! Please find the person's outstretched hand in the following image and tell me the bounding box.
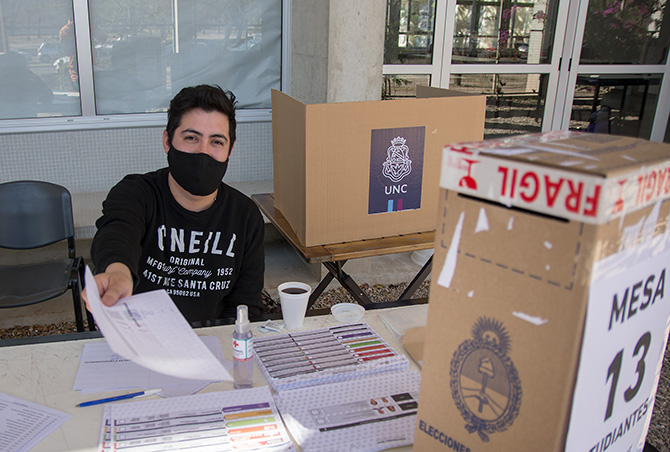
[82,262,133,309]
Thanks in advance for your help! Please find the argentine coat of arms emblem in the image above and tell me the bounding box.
[450,316,522,442]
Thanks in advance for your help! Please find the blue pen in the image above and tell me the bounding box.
[76,389,161,407]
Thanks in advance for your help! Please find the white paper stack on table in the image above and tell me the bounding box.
[98,386,294,452]
[254,322,421,452]
[378,304,428,342]
[253,322,410,391]
[0,392,70,452]
[73,337,230,398]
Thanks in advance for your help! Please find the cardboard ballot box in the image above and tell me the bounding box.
[271,87,486,247]
[415,132,670,451]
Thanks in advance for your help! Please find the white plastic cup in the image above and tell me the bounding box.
[278,282,312,330]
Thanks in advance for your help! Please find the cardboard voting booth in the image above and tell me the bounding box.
[415,132,670,451]
[271,87,486,247]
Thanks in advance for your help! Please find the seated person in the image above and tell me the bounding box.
[87,84,265,324]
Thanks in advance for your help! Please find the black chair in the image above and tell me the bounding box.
[0,180,94,332]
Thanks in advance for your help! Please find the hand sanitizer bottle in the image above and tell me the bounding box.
[233,305,253,389]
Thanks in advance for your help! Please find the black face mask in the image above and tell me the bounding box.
[167,145,228,196]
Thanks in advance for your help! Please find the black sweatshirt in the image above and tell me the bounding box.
[91,168,265,323]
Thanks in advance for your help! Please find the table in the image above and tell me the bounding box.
[0,305,422,452]
[252,193,434,308]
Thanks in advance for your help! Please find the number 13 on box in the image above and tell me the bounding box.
[565,244,669,452]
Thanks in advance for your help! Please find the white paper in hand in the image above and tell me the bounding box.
[84,266,231,381]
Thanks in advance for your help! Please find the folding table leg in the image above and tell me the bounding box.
[323,261,373,306]
[396,255,432,301]
[309,257,428,310]
[307,271,335,310]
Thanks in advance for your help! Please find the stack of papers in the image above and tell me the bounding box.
[377,304,428,342]
[254,322,421,452]
[74,337,229,397]
[253,322,409,391]
[0,392,70,452]
[275,370,420,452]
[98,386,293,452]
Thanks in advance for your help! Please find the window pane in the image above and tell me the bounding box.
[452,0,559,65]
[89,0,281,114]
[385,0,436,64]
[449,73,547,139]
[0,0,81,120]
[570,74,661,139]
[382,74,431,98]
[581,0,669,65]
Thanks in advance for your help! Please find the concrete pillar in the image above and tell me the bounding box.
[327,0,386,102]
[290,0,386,104]
[290,1,330,104]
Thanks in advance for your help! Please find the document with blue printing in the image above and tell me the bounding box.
[84,266,231,381]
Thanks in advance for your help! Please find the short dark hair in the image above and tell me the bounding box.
[166,85,237,147]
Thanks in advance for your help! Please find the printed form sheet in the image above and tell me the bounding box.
[253,322,409,391]
[98,386,294,452]
[85,266,231,381]
[0,392,70,452]
[275,370,421,452]
[74,337,229,397]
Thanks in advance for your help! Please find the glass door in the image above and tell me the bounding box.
[442,0,567,139]
[383,0,670,141]
[384,0,571,139]
[555,0,670,140]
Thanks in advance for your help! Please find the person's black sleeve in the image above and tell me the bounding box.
[90,176,151,285]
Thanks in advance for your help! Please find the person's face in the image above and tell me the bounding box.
[163,108,233,163]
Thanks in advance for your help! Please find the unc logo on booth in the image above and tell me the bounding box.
[382,136,413,183]
[368,126,425,215]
